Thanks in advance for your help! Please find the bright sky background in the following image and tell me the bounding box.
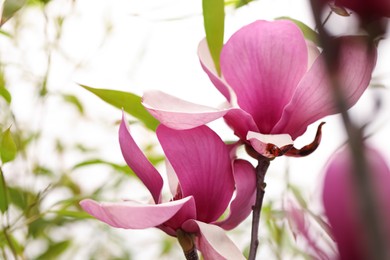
[1,0,390,258]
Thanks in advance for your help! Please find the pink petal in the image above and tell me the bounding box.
[119,113,163,203]
[216,159,256,230]
[322,145,390,260]
[223,108,259,140]
[221,20,308,134]
[157,125,235,223]
[198,39,232,101]
[79,197,195,230]
[273,36,377,139]
[247,131,293,158]
[142,90,230,130]
[285,201,330,259]
[182,220,246,260]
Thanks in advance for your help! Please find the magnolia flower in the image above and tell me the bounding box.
[287,145,390,259]
[143,20,377,158]
[80,115,256,259]
[322,145,390,260]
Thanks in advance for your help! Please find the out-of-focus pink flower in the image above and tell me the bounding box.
[143,20,377,159]
[322,145,390,260]
[80,114,256,259]
[288,145,390,259]
[333,0,390,19]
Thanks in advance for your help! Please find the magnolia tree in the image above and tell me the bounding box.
[1,0,390,259]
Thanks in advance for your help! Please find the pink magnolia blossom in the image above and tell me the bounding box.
[287,145,390,259]
[322,145,390,260]
[143,20,377,158]
[80,114,256,259]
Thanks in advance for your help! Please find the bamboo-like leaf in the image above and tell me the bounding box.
[1,127,17,163]
[35,240,71,259]
[62,94,84,115]
[1,0,26,26]
[80,85,158,131]
[202,0,224,75]
[0,168,9,213]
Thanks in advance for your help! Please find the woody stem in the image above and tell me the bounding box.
[248,156,271,260]
[177,229,199,260]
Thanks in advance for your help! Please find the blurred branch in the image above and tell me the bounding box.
[309,1,389,259]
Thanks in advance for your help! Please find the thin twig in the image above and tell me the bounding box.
[248,156,271,260]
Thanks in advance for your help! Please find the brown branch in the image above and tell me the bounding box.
[248,156,271,260]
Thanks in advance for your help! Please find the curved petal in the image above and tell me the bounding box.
[216,159,256,230]
[247,131,293,158]
[221,20,308,133]
[273,36,377,139]
[142,90,230,130]
[182,220,246,260]
[198,39,232,101]
[157,125,235,223]
[322,145,390,260]
[223,108,259,140]
[119,113,163,203]
[80,197,195,230]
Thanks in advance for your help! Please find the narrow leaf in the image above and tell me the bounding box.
[1,0,26,26]
[35,240,71,259]
[80,85,158,131]
[72,158,135,176]
[62,94,84,115]
[0,168,9,213]
[1,127,17,163]
[202,0,224,75]
[276,17,319,46]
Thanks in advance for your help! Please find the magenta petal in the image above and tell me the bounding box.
[198,39,232,101]
[221,20,308,133]
[216,159,256,230]
[224,108,259,140]
[273,36,377,139]
[182,220,245,260]
[119,114,163,203]
[79,197,195,229]
[322,146,390,260]
[142,90,230,130]
[157,125,235,223]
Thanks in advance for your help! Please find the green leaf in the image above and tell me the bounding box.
[62,94,84,115]
[35,240,71,259]
[202,0,224,75]
[288,184,308,209]
[276,17,319,46]
[0,169,9,213]
[51,209,93,219]
[72,158,134,176]
[1,0,27,26]
[0,87,11,103]
[80,85,159,131]
[1,127,17,163]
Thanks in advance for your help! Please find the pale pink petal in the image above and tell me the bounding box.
[157,125,235,223]
[165,158,179,197]
[273,36,377,139]
[216,159,256,230]
[322,145,390,260]
[198,39,232,101]
[224,108,259,140]
[221,20,308,133]
[119,114,163,203]
[247,131,293,158]
[79,197,195,230]
[142,90,230,130]
[182,220,246,260]
[285,201,330,259]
